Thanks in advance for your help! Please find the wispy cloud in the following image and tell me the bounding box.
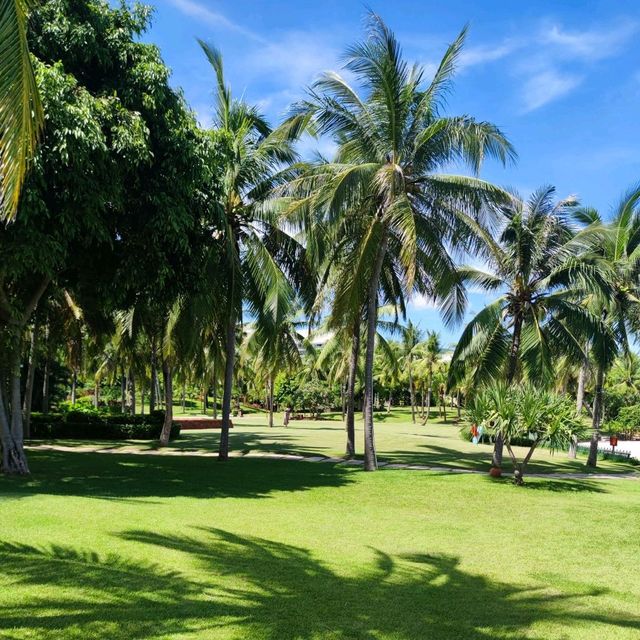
[244,31,339,89]
[167,0,267,44]
[541,22,638,61]
[458,40,521,69]
[520,69,583,112]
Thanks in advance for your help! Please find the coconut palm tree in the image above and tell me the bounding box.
[1,0,43,221]
[420,331,443,423]
[244,306,304,428]
[449,186,614,469]
[399,320,423,423]
[288,15,515,470]
[576,185,640,467]
[199,41,311,460]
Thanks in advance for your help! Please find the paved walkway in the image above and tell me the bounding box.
[26,443,640,481]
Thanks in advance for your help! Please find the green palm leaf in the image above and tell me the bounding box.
[0,0,43,221]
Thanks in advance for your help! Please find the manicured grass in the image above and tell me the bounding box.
[1,448,639,639]
[41,408,636,475]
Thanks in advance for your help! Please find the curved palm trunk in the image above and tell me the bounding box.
[219,311,236,461]
[345,321,360,458]
[363,231,388,472]
[159,359,173,446]
[587,364,604,467]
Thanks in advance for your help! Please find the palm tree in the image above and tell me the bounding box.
[244,307,304,428]
[289,15,515,470]
[449,186,614,469]
[1,0,43,221]
[199,41,310,460]
[419,331,442,423]
[577,186,640,467]
[399,321,423,423]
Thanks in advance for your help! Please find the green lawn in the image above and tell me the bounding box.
[44,407,636,475]
[3,413,639,639]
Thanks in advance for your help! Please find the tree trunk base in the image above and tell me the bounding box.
[2,444,30,475]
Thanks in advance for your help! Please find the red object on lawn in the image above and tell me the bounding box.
[610,436,618,448]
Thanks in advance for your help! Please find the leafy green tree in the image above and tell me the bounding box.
[289,15,514,470]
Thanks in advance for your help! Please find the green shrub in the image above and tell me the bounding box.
[606,405,640,438]
[28,411,179,441]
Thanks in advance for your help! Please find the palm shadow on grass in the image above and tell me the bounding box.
[378,442,632,475]
[1,529,638,640]
[1,450,354,501]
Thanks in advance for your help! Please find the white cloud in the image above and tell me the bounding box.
[166,0,267,43]
[409,294,438,310]
[520,69,583,112]
[541,22,638,61]
[243,31,340,90]
[458,40,521,69]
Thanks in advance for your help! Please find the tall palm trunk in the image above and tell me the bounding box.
[576,352,588,415]
[212,366,218,420]
[424,369,433,423]
[587,364,604,467]
[494,312,524,468]
[268,374,274,428]
[149,342,157,413]
[120,368,126,413]
[42,356,50,414]
[23,325,38,439]
[159,359,173,446]
[70,369,77,405]
[94,380,100,409]
[129,369,136,415]
[219,311,235,461]
[409,360,415,423]
[345,321,360,458]
[363,230,388,471]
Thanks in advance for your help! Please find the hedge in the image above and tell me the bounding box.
[29,411,180,441]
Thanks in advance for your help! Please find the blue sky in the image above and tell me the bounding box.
[145,0,640,347]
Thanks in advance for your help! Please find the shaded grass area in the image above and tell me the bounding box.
[39,408,635,475]
[1,450,639,639]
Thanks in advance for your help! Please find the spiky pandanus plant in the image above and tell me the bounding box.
[286,15,515,470]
